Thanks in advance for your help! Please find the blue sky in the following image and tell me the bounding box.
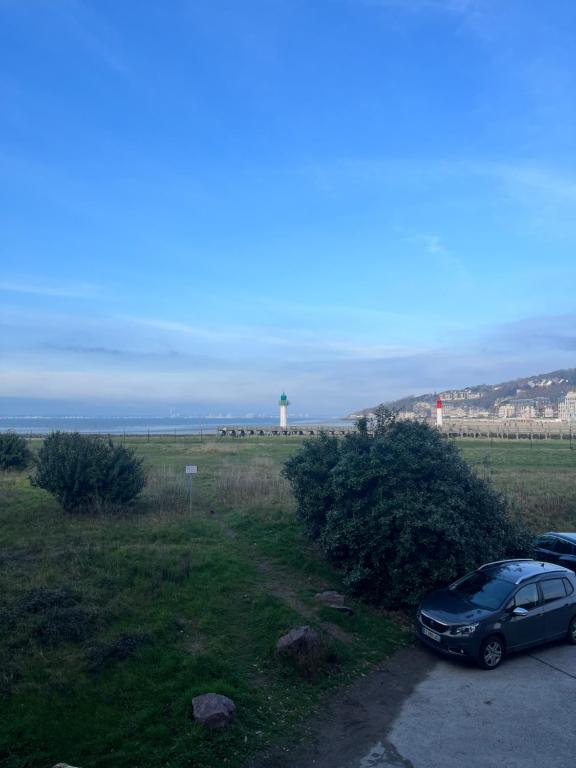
[1,0,576,416]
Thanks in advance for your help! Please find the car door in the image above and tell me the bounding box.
[506,583,545,649]
[553,539,576,573]
[533,536,559,564]
[539,577,574,640]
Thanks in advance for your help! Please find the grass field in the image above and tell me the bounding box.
[456,438,576,531]
[0,434,574,768]
[0,436,406,768]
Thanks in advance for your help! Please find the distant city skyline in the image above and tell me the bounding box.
[2,1,576,416]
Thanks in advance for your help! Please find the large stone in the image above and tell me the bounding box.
[314,590,345,606]
[53,764,81,768]
[276,626,328,678]
[192,693,236,729]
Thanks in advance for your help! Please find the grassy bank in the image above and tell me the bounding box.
[0,437,405,768]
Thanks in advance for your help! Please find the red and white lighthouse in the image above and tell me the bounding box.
[436,397,443,428]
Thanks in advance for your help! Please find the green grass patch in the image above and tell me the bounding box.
[0,437,406,768]
[2,433,573,767]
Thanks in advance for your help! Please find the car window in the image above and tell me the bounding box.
[450,572,513,610]
[535,536,557,551]
[555,539,575,556]
[540,579,567,603]
[563,578,574,596]
[513,584,539,610]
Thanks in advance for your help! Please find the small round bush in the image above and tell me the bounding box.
[0,431,32,470]
[32,432,145,513]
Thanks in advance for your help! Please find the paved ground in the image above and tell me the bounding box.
[250,641,576,768]
[366,642,576,768]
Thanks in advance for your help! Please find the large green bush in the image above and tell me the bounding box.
[284,412,529,607]
[0,431,32,470]
[32,432,145,513]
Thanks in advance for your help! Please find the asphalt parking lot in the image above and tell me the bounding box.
[251,641,576,768]
[359,642,576,768]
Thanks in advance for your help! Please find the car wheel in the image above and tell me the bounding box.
[478,636,505,669]
[567,617,576,645]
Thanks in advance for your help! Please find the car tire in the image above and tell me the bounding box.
[478,635,505,670]
[567,617,576,645]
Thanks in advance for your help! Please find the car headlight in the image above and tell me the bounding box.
[450,623,479,636]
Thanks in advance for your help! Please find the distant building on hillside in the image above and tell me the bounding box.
[440,389,481,401]
[496,397,554,419]
[559,392,576,422]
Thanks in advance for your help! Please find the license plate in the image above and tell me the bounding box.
[422,626,441,642]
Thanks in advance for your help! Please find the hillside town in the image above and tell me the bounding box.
[397,390,576,421]
[355,372,576,423]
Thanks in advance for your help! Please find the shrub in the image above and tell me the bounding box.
[284,413,530,608]
[32,432,145,513]
[281,432,340,538]
[0,431,32,470]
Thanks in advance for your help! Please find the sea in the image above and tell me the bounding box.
[0,416,352,436]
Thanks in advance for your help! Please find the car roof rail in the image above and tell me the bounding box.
[515,564,568,583]
[478,559,534,570]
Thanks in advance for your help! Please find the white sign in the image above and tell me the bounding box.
[185,465,198,475]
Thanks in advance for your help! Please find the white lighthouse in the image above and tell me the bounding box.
[279,391,290,428]
[436,397,443,428]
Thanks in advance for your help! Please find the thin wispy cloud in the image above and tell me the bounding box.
[409,234,470,282]
[485,163,576,205]
[362,0,482,16]
[56,0,128,74]
[44,343,180,359]
[124,314,415,360]
[0,279,102,299]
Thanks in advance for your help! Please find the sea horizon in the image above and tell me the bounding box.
[0,415,354,435]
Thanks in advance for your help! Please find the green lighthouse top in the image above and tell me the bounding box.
[279,392,289,405]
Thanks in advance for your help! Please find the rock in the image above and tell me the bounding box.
[314,590,345,606]
[192,693,236,729]
[277,625,320,654]
[276,626,328,678]
[327,604,355,615]
[53,764,81,768]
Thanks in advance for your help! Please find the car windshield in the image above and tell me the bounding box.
[450,572,513,610]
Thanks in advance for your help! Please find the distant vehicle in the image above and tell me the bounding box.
[532,532,576,572]
[417,559,576,669]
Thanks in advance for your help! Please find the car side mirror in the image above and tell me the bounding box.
[512,607,529,617]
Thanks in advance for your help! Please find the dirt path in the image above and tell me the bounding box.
[214,510,354,643]
[246,646,434,768]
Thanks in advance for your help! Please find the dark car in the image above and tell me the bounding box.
[416,559,576,669]
[532,532,576,572]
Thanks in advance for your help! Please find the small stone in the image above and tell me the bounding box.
[192,693,236,729]
[314,590,345,606]
[276,626,328,678]
[277,625,320,654]
[328,604,354,615]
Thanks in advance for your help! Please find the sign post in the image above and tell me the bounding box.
[185,465,198,513]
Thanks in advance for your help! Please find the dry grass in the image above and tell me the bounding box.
[495,472,576,532]
[198,442,239,454]
[143,465,203,517]
[214,457,295,508]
